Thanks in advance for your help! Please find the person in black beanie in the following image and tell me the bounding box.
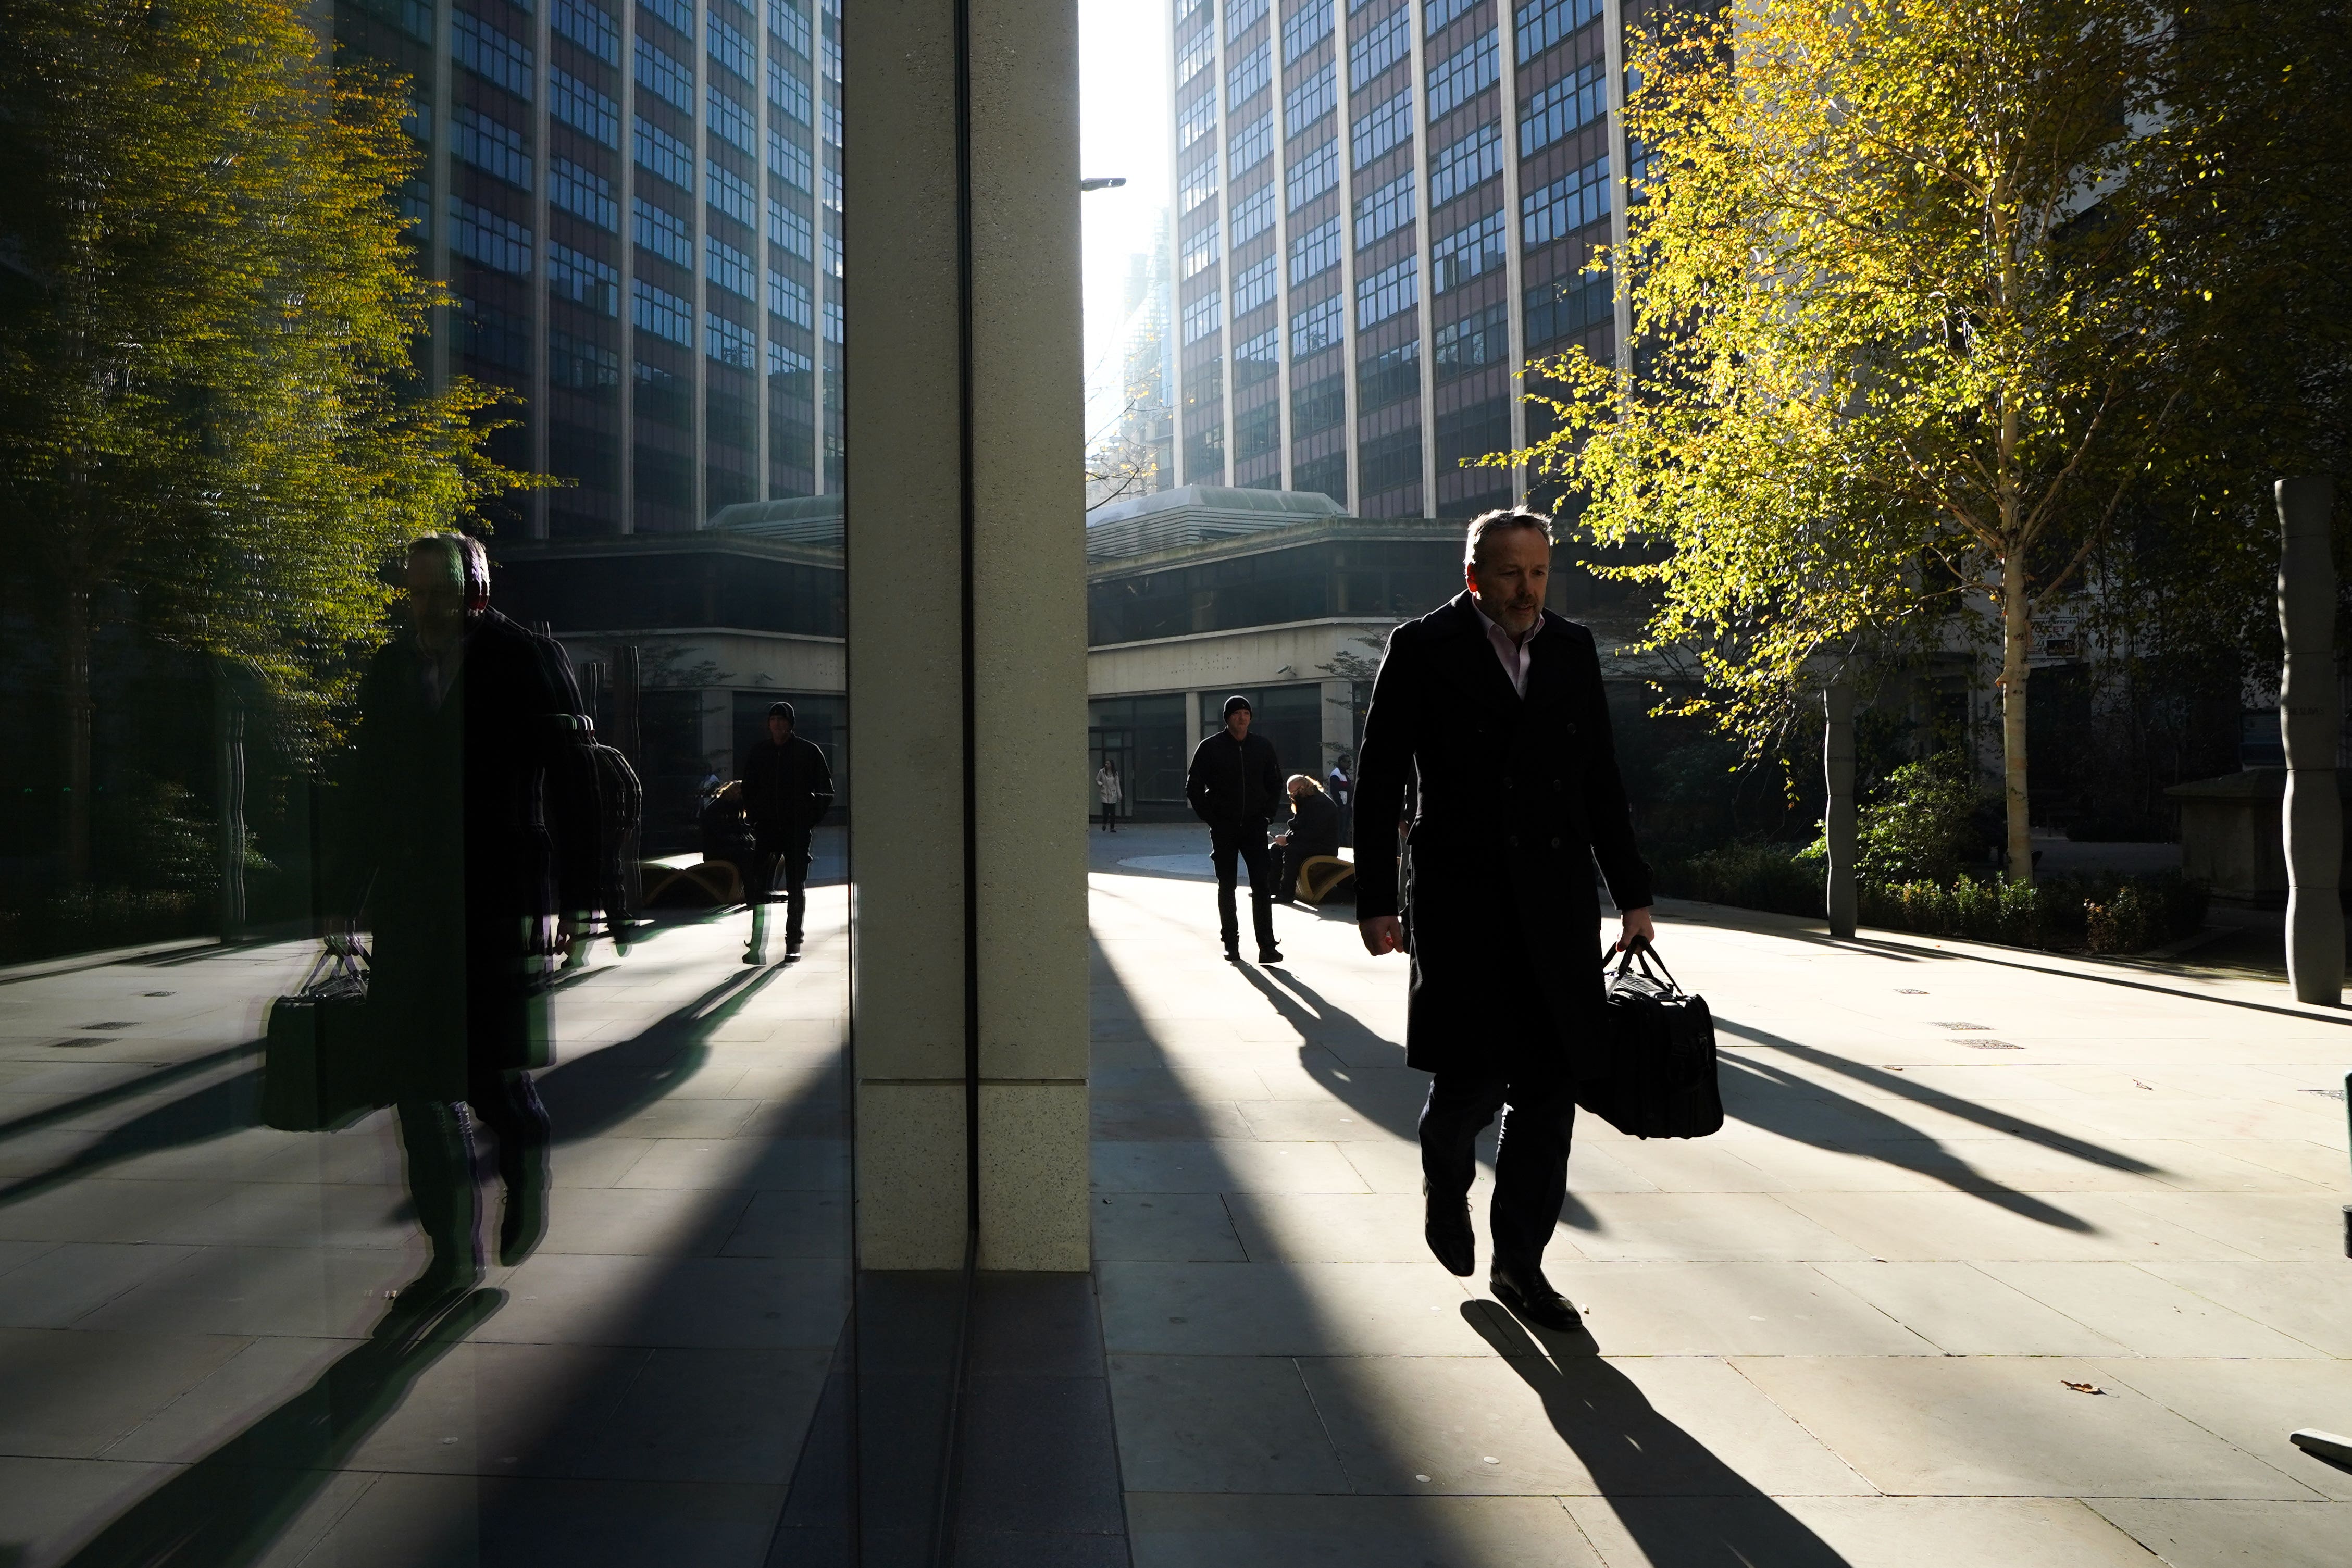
[741,700,835,963]
[1184,694,1285,963]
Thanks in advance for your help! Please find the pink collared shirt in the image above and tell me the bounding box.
[1473,599,1541,697]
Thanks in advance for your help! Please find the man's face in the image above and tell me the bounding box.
[1225,708,1251,740]
[406,547,466,649]
[767,715,792,744]
[1466,527,1550,635]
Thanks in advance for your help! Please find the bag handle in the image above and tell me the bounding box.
[1599,932,1682,992]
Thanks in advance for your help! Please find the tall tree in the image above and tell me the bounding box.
[0,0,532,882]
[1517,0,2197,876]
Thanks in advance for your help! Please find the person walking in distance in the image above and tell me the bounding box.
[1326,754,1354,845]
[1186,695,1285,964]
[1095,757,1124,832]
[1352,509,1654,1333]
[335,533,602,1302]
[742,701,836,964]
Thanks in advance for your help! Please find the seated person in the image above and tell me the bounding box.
[1272,773,1342,904]
[699,780,759,891]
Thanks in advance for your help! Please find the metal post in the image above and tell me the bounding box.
[1824,679,1857,940]
[214,661,247,942]
[2278,476,2342,1005]
[614,643,643,915]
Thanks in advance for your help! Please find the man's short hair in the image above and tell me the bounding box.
[410,531,490,609]
[1287,774,1323,794]
[1463,508,1555,568]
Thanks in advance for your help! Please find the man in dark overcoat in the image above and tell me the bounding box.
[1185,694,1286,963]
[338,533,601,1301]
[1352,509,1654,1331]
[741,700,835,963]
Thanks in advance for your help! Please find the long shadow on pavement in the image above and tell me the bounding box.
[1241,960,2103,1233]
[1461,1301,1853,1567]
[14,918,856,1568]
[55,1289,509,1568]
[1716,1017,2161,1172]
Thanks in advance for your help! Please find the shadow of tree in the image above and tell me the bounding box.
[1715,1016,2160,1172]
[1460,1300,1856,1568]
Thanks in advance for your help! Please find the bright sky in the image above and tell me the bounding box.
[1078,0,1173,444]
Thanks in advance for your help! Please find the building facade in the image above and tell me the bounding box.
[332,0,843,539]
[1085,486,1638,818]
[1167,0,1631,517]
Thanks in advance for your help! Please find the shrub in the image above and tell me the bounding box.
[1662,840,1820,917]
[1856,751,1982,885]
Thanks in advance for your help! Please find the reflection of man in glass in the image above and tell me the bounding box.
[337,534,599,1301]
[742,700,835,965]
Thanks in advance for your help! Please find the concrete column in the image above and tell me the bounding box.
[2278,476,2342,1006]
[845,0,1089,1271]
[1823,679,1856,941]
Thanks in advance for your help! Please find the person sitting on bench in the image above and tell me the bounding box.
[1273,773,1341,905]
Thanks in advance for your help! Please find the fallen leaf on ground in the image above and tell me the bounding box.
[2063,1380,2107,1396]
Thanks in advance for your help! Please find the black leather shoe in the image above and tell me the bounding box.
[1424,1189,1474,1276]
[1491,1264,1581,1332]
[1256,947,1284,964]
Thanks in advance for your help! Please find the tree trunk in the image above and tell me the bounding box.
[62,583,94,886]
[1999,551,2032,882]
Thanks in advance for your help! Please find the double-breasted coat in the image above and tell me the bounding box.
[1352,593,1652,1078]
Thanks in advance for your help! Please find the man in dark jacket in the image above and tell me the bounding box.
[337,533,601,1301]
[1353,509,1654,1333]
[1185,694,1285,963]
[742,700,836,963]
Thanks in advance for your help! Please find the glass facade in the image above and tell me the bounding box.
[1170,0,1629,516]
[333,0,843,540]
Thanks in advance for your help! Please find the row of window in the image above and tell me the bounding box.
[1426,29,1498,120]
[1350,5,1410,88]
[1228,40,1273,104]
[1354,168,1414,247]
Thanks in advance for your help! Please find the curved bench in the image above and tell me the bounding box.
[1295,853,1357,906]
[641,861,745,909]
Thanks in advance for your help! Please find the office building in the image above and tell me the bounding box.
[1168,0,1625,516]
[332,0,842,537]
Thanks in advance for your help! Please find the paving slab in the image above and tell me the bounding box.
[1091,870,2352,1568]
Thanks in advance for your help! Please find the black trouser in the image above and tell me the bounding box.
[1209,823,1278,953]
[750,827,813,951]
[1099,804,1118,831]
[1418,1071,1576,1275]
[395,1064,551,1268]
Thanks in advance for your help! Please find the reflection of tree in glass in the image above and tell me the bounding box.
[0,0,547,886]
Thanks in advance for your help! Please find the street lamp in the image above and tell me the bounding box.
[1079,177,1127,191]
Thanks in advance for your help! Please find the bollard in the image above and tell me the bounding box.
[1824,681,1857,941]
[2277,477,2342,1005]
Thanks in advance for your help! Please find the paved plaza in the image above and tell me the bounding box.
[1,824,2349,1565]
[0,897,852,1566]
[1090,825,2352,1567]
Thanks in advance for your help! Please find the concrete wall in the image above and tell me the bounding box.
[1087,619,1395,703]
[845,0,1088,1272]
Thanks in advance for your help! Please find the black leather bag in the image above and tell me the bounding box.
[260,943,387,1133]
[1577,939,1725,1139]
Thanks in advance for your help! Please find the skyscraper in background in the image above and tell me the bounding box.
[1168,0,1627,516]
[1088,215,1178,508]
[332,0,842,537]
